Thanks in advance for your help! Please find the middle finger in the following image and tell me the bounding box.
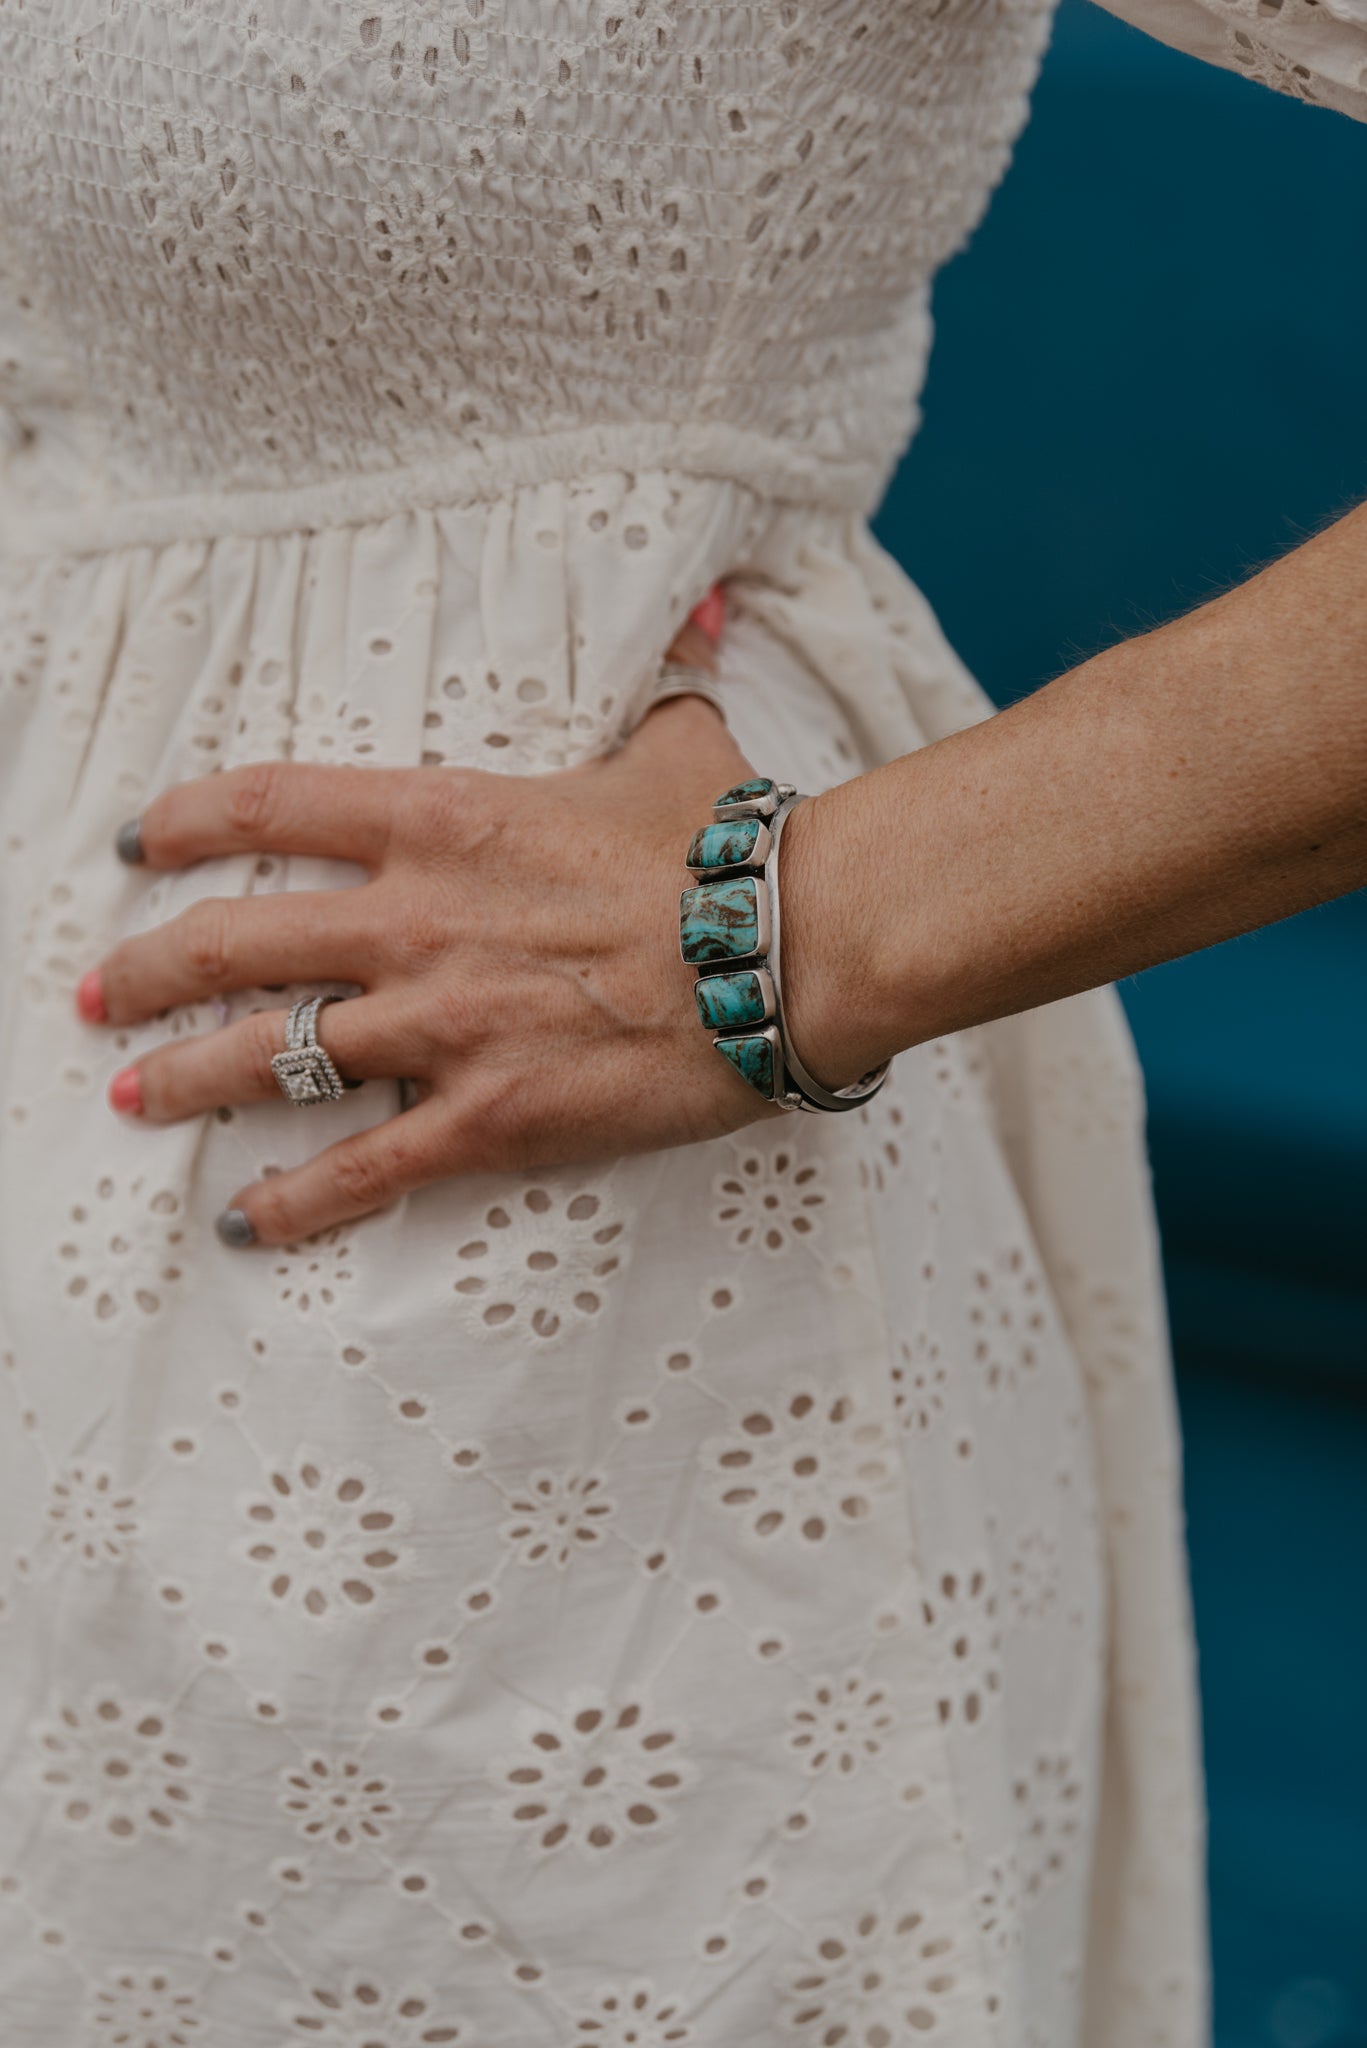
[94,890,380,1025]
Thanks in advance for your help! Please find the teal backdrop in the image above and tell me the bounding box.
[870,10,1367,2045]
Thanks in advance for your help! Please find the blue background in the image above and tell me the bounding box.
[872,9,1367,2044]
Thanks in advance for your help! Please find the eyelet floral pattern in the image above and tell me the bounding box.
[55,1175,188,1324]
[123,106,255,290]
[889,1331,947,1437]
[1014,1753,1087,1898]
[237,1448,411,1619]
[290,690,383,766]
[500,1470,616,1569]
[785,1671,895,1778]
[89,1966,204,2043]
[1005,1527,1061,1625]
[46,1464,140,1569]
[272,1229,357,1321]
[453,1183,627,1340]
[34,1687,197,1841]
[703,1385,896,1547]
[21,876,91,1014]
[966,1246,1052,1400]
[283,1974,464,2045]
[491,1693,692,1857]
[976,1853,1024,1961]
[279,1754,401,1853]
[712,1143,827,1256]
[920,1565,1003,1729]
[780,1901,959,2042]
[570,1981,691,2045]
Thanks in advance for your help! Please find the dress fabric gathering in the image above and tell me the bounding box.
[0,0,1362,2041]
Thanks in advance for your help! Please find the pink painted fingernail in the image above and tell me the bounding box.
[108,1066,143,1116]
[76,969,108,1024]
[689,584,726,643]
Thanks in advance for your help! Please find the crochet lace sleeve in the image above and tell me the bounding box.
[1089,0,1367,120]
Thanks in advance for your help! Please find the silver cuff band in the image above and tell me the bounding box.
[680,779,891,1116]
[766,795,890,1114]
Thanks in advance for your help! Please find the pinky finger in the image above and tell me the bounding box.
[215,1099,451,1247]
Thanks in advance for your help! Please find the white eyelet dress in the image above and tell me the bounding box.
[1,4,1363,2044]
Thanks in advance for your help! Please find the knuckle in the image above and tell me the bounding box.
[427,972,480,1048]
[413,765,472,825]
[409,767,500,859]
[179,899,235,987]
[346,894,391,974]
[459,1066,528,1167]
[224,761,285,841]
[328,1143,395,1211]
[392,900,453,976]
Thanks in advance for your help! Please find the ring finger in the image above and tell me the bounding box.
[111,995,427,1123]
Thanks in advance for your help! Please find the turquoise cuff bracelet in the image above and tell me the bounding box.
[679,777,891,1114]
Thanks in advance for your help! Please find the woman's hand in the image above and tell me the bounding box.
[78,667,783,1246]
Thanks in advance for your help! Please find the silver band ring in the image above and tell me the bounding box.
[271,994,359,1106]
[628,663,727,736]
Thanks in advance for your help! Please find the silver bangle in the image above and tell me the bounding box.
[679,779,891,1115]
[767,794,890,1113]
[629,663,727,736]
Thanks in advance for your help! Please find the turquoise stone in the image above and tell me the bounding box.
[680,878,761,964]
[714,776,774,807]
[715,1031,777,1099]
[694,968,769,1031]
[687,818,762,871]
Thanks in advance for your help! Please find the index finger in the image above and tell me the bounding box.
[121,762,403,872]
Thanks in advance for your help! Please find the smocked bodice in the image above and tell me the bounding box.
[0,0,1057,544]
[4,0,1364,552]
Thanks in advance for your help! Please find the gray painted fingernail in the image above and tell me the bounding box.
[215,1208,256,1248]
[115,819,145,865]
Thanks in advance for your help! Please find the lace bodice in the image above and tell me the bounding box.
[2,0,1362,553]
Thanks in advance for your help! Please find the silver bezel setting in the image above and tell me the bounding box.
[712,779,796,824]
[710,1022,784,1102]
[740,875,772,962]
[684,819,773,876]
[695,963,777,1031]
[678,873,772,969]
[271,1043,345,1105]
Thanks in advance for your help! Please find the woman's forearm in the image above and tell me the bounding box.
[782,500,1367,1084]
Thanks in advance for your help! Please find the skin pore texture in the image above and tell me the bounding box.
[79,507,1366,1245]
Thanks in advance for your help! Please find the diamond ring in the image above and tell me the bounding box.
[270,995,357,1106]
